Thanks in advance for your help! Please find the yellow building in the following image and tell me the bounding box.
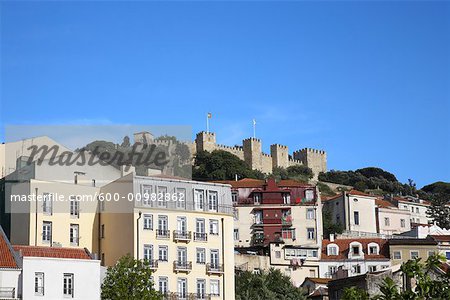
[388,238,438,265]
[99,173,235,300]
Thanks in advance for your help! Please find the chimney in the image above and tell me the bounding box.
[330,234,335,242]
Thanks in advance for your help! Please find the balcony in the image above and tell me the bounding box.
[0,287,16,299]
[173,260,192,273]
[251,233,265,246]
[148,259,158,270]
[165,293,212,300]
[156,229,170,239]
[206,263,224,275]
[194,232,208,242]
[173,230,192,242]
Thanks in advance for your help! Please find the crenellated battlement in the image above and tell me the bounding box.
[194,130,327,177]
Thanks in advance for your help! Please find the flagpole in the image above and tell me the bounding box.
[206,113,209,133]
[253,119,256,138]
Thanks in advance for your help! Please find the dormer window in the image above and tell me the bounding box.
[368,242,380,255]
[352,246,360,255]
[349,242,363,258]
[232,192,238,204]
[283,193,291,205]
[327,244,339,256]
[253,193,261,205]
[305,190,314,201]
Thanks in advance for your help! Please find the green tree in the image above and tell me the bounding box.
[193,150,265,181]
[427,193,450,228]
[235,269,306,300]
[322,207,344,238]
[341,287,369,300]
[286,165,313,180]
[101,254,161,300]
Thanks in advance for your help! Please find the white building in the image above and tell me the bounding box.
[319,236,391,279]
[14,245,101,300]
[0,227,21,299]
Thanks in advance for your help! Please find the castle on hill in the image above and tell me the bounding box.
[194,131,327,179]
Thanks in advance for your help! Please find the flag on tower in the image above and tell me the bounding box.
[207,112,212,119]
[252,119,256,125]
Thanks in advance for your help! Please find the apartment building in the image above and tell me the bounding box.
[322,191,378,234]
[375,199,411,235]
[218,178,322,248]
[391,196,432,225]
[319,236,391,279]
[388,238,438,266]
[1,151,122,256]
[99,173,235,300]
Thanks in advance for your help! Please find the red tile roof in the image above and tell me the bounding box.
[321,238,389,261]
[304,277,331,284]
[13,245,92,260]
[430,235,450,242]
[376,199,395,208]
[0,227,19,268]
[321,194,342,202]
[348,190,375,197]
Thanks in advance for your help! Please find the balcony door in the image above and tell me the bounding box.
[177,247,187,263]
[177,217,187,233]
[177,278,187,299]
[210,249,219,268]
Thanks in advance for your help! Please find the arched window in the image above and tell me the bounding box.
[367,242,380,255]
[327,243,339,256]
[348,241,364,258]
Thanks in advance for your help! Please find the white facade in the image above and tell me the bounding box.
[0,268,21,299]
[21,256,101,300]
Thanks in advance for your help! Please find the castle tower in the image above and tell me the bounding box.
[293,148,327,179]
[243,138,263,171]
[270,144,289,169]
[195,131,216,152]
[134,132,154,144]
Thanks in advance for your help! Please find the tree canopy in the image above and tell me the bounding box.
[235,269,306,300]
[192,150,265,180]
[101,254,161,300]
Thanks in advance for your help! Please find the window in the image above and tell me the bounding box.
[354,211,360,225]
[446,252,450,260]
[393,251,402,259]
[142,185,152,206]
[177,247,187,263]
[70,224,79,246]
[307,228,315,240]
[194,189,205,211]
[158,246,168,262]
[210,280,220,296]
[43,193,53,215]
[282,229,295,240]
[196,248,206,264]
[158,277,168,294]
[369,265,377,272]
[369,245,378,255]
[210,249,219,268]
[283,193,290,204]
[416,207,419,213]
[253,193,261,205]
[275,251,281,258]
[231,191,238,204]
[35,272,44,296]
[157,186,168,207]
[158,215,168,231]
[234,229,239,241]
[411,251,419,259]
[195,219,206,241]
[177,278,187,299]
[144,245,153,261]
[63,273,74,297]
[428,251,436,258]
[100,224,105,238]
[352,265,361,274]
[196,279,206,298]
[305,190,314,201]
[176,188,186,209]
[42,221,52,243]
[208,191,218,212]
[384,217,390,226]
[328,246,338,256]
[70,196,80,218]
[309,269,316,277]
[352,246,360,255]
[411,207,414,213]
[209,219,219,235]
[401,219,406,228]
[306,208,315,219]
[143,214,153,230]
[328,266,337,275]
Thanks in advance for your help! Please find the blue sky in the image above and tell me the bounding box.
[1,1,449,187]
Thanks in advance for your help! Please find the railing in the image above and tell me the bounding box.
[173,230,192,242]
[165,293,212,300]
[156,229,170,239]
[35,286,44,296]
[148,259,158,270]
[194,232,208,242]
[206,263,224,274]
[138,200,234,216]
[173,260,192,272]
[339,230,416,239]
[0,288,15,299]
